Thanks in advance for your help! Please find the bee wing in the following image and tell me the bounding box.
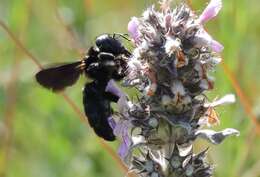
[35,61,84,92]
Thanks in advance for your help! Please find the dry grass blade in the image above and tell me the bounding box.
[0,59,20,177]
[0,19,136,176]
[0,21,42,69]
[52,0,85,56]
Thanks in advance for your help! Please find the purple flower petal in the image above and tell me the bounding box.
[108,115,132,159]
[128,17,140,42]
[118,134,131,159]
[198,0,222,24]
[108,117,131,159]
[113,120,127,137]
[105,79,125,98]
[113,120,132,159]
[211,39,224,53]
[118,142,127,158]
[195,29,224,52]
[108,116,116,130]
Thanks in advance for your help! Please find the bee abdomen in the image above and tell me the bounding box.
[83,82,116,141]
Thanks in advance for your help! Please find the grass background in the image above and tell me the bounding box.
[0,0,259,177]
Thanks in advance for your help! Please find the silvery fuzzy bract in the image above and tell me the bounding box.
[112,0,239,177]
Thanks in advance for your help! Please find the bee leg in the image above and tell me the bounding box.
[103,92,119,102]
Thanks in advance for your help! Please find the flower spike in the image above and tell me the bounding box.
[111,1,239,176]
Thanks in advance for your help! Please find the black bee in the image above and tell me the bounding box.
[35,34,131,141]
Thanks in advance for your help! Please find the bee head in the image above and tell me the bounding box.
[95,34,130,56]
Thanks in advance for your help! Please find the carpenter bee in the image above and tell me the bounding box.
[35,34,131,141]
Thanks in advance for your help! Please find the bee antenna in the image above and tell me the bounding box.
[113,33,131,41]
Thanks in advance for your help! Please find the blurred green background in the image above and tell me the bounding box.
[0,0,260,177]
